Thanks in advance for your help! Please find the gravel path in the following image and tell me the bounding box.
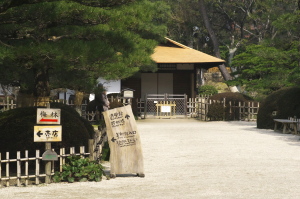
[1,119,300,199]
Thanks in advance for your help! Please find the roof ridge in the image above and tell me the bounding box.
[165,37,192,49]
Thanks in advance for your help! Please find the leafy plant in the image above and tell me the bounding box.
[53,156,105,183]
[198,85,218,95]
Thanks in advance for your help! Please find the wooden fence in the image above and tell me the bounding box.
[288,117,300,133]
[194,96,260,121]
[1,96,259,121]
[0,146,90,187]
[0,125,107,187]
[0,99,16,112]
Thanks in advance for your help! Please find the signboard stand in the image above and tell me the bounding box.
[102,105,144,178]
[156,101,176,119]
[34,104,61,184]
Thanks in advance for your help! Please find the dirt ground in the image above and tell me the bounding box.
[1,119,300,199]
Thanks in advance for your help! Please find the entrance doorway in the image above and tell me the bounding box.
[141,73,173,100]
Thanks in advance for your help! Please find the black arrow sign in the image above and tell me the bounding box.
[37,131,43,137]
[125,114,130,120]
[111,137,117,142]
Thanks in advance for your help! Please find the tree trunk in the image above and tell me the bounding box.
[74,90,84,115]
[16,92,35,107]
[34,67,51,106]
[198,0,239,92]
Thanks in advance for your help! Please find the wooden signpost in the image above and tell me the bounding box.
[102,105,144,178]
[34,107,61,183]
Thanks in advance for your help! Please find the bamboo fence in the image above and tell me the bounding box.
[0,146,90,187]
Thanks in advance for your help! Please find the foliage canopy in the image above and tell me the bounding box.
[0,0,170,97]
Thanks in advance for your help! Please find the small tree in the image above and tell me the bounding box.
[198,85,218,95]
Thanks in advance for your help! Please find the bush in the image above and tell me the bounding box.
[207,102,225,121]
[0,103,95,157]
[207,92,254,121]
[198,85,218,95]
[53,155,105,183]
[257,87,300,129]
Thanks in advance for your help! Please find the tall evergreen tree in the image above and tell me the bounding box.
[0,0,169,103]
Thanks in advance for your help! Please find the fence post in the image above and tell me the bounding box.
[25,150,29,186]
[0,152,1,188]
[45,142,51,184]
[223,98,226,121]
[6,152,9,187]
[17,151,21,186]
[239,102,241,120]
[89,139,94,161]
[35,150,40,185]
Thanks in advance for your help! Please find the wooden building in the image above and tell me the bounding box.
[121,37,225,117]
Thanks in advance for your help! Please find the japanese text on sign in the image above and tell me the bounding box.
[34,126,62,142]
[36,108,61,124]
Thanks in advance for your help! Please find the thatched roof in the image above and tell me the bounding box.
[151,37,225,64]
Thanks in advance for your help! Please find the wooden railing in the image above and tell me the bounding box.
[0,146,90,187]
[1,96,259,121]
[194,96,260,121]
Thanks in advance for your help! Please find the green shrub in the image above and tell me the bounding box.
[209,92,253,102]
[0,103,94,157]
[207,102,225,121]
[53,155,105,183]
[257,87,300,129]
[207,92,254,121]
[198,85,218,95]
[101,141,110,161]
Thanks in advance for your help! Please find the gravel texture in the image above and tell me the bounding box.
[1,119,300,199]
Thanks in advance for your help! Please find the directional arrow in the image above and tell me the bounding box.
[111,137,117,142]
[125,114,130,120]
[36,131,43,137]
[39,118,58,122]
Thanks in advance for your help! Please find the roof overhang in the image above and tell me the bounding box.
[151,37,225,65]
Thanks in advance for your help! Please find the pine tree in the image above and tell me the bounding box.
[0,0,169,104]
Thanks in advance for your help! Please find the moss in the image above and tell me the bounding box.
[257,87,300,129]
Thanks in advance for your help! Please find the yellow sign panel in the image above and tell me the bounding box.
[34,126,62,142]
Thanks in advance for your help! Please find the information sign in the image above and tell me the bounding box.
[102,105,144,178]
[34,125,62,142]
[42,150,58,161]
[36,108,61,125]
[161,106,171,112]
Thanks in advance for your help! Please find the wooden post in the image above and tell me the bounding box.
[25,150,29,186]
[59,148,63,172]
[239,102,241,120]
[0,152,1,188]
[80,146,85,159]
[223,98,226,121]
[17,151,21,186]
[89,139,94,161]
[6,152,9,187]
[35,150,40,185]
[45,142,51,184]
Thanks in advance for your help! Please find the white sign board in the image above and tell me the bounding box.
[34,126,62,142]
[36,108,61,125]
[161,106,171,112]
[102,105,144,177]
